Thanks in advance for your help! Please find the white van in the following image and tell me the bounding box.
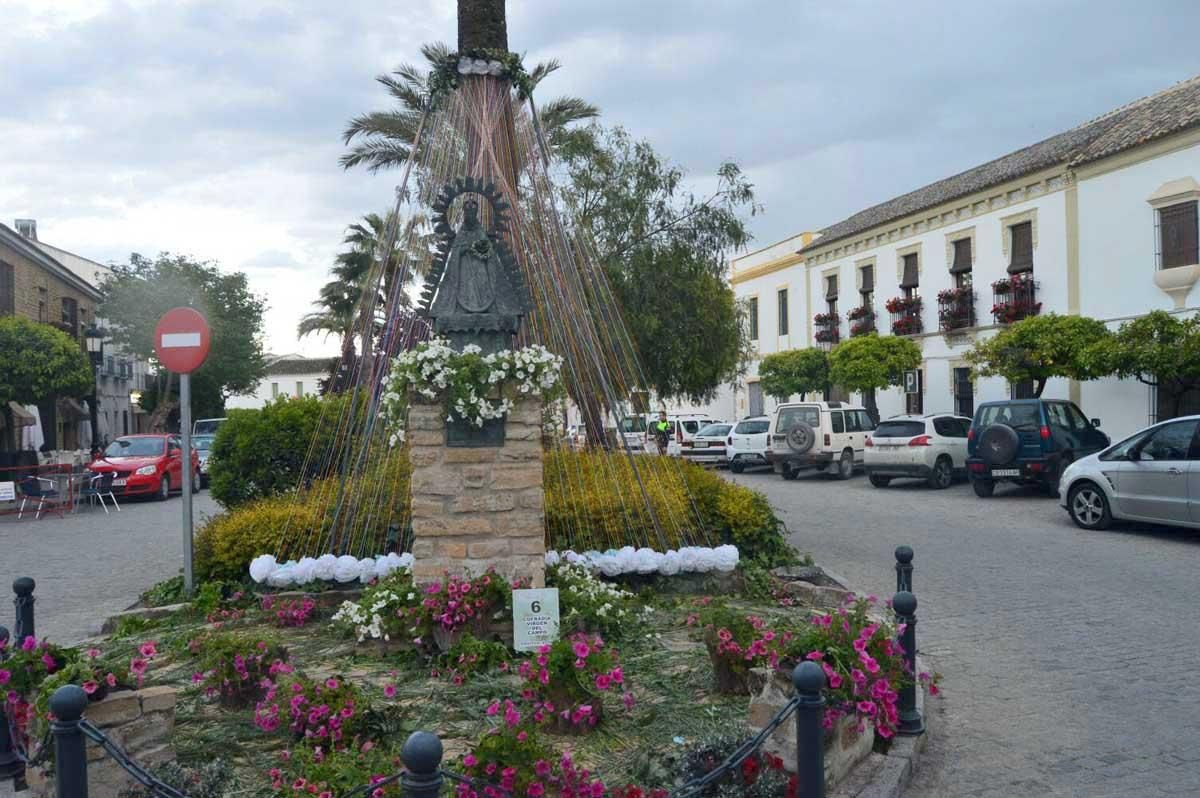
[645,414,721,455]
[766,402,875,480]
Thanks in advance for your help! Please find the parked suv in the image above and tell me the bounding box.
[767,401,874,480]
[966,399,1109,497]
[864,413,972,489]
[727,416,770,473]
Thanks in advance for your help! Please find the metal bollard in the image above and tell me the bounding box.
[13,578,35,643]
[792,660,826,798]
[0,624,20,781]
[893,590,925,736]
[894,545,913,593]
[50,685,89,798]
[400,730,444,798]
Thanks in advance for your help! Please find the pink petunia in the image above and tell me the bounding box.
[139,641,158,658]
[85,648,101,659]
[383,684,396,698]
[130,657,148,675]
[464,754,478,767]
[41,653,57,672]
[0,670,9,686]
[81,681,99,695]
[21,636,36,652]
[325,678,339,689]
[572,641,590,659]
[595,674,611,691]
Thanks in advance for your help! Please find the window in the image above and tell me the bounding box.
[296,381,304,397]
[1140,420,1199,461]
[1011,380,1036,400]
[860,264,874,307]
[734,419,769,434]
[748,297,759,341]
[905,369,924,414]
[271,382,280,398]
[900,253,919,298]
[830,410,845,433]
[0,262,13,315]
[844,411,861,432]
[1008,221,1034,274]
[38,287,47,322]
[748,382,764,417]
[825,274,838,316]
[855,410,875,431]
[932,417,956,437]
[950,238,972,287]
[953,367,974,418]
[1155,384,1200,422]
[777,288,789,336]
[775,406,820,432]
[1045,403,1071,433]
[875,420,925,438]
[123,411,129,436]
[1158,201,1199,269]
[61,297,79,335]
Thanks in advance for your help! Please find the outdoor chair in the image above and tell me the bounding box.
[77,472,121,514]
[16,476,67,520]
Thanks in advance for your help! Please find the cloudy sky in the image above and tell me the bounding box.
[4,0,1199,356]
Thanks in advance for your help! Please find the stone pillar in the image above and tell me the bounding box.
[409,397,545,587]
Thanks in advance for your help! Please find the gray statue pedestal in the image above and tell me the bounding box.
[408,395,546,587]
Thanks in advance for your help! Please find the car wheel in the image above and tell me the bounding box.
[928,456,953,490]
[1068,481,1112,530]
[972,478,995,498]
[730,461,745,474]
[157,475,170,501]
[192,471,201,494]
[781,465,798,481]
[836,449,853,480]
[868,474,891,488]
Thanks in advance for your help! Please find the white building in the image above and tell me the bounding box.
[730,75,1200,443]
[226,354,337,410]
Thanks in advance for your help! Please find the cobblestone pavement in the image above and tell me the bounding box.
[0,489,220,645]
[728,469,1200,798]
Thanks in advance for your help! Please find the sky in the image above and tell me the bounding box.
[3,0,1200,357]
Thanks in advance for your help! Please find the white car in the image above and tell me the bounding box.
[727,416,771,473]
[864,414,972,489]
[1060,415,1200,530]
[645,414,720,455]
[680,422,733,466]
[617,415,648,452]
[766,401,874,480]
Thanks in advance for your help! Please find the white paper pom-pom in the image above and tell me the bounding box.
[714,544,740,573]
[249,554,277,584]
[545,550,561,567]
[677,547,700,573]
[357,557,377,584]
[633,547,661,574]
[659,550,682,576]
[267,562,296,587]
[396,552,414,569]
[597,553,622,577]
[314,554,338,581]
[293,557,316,585]
[334,555,361,583]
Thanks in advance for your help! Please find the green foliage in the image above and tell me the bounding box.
[194,491,328,583]
[1101,310,1200,415]
[548,562,645,638]
[829,334,923,393]
[440,633,514,682]
[0,316,93,410]
[99,253,266,419]
[185,630,289,706]
[209,393,359,508]
[119,760,234,798]
[267,743,403,795]
[563,125,760,403]
[966,313,1112,397]
[757,348,829,400]
[139,575,186,607]
[681,465,798,566]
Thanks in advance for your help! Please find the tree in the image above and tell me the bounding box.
[100,253,267,421]
[829,334,923,419]
[758,348,830,401]
[965,313,1111,398]
[0,317,93,447]
[340,42,598,173]
[563,125,760,404]
[1102,310,1200,418]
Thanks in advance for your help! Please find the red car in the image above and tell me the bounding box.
[87,434,201,500]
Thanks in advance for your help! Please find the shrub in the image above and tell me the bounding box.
[187,631,291,707]
[254,674,366,748]
[513,633,630,732]
[547,562,645,638]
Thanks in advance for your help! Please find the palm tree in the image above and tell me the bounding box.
[340,42,599,173]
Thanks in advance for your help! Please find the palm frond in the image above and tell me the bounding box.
[528,58,562,88]
[338,138,412,173]
[537,96,601,140]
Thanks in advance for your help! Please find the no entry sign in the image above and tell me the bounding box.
[154,307,211,373]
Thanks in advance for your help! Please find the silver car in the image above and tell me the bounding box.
[193,434,216,488]
[1060,416,1200,530]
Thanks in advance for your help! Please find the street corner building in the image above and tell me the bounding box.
[716,75,1200,443]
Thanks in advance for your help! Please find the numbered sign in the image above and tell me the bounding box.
[512,588,560,652]
[0,481,14,502]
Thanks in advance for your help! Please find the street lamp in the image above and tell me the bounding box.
[84,326,104,454]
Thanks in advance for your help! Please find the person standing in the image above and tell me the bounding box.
[653,411,671,455]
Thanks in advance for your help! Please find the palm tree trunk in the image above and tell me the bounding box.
[458,0,508,50]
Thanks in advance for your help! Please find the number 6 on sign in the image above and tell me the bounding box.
[513,588,560,652]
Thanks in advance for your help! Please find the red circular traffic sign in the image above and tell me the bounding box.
[153,307,211,374]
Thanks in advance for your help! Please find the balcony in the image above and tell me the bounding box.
[991,274,1041,324]
[937,287,976,332]
[847,305,876,337]
[814,312,841,346]
[886,296,923,336]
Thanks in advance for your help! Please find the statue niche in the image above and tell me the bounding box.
[418,177,532,446]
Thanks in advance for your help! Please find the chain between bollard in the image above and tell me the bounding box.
[78,720,193,798]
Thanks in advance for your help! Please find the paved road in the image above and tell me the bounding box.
[0,489,220,645]
[729,468,1200,798]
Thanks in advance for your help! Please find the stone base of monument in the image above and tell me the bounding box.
[408,397,546,588]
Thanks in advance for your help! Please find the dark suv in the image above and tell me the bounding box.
[967,399,1109,497]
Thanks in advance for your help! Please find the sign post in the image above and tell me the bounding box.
[153,308,212,597]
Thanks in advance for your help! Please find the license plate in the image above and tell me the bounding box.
[694,441,709,448]
[991,469,1019,477]
[112,478,127,486]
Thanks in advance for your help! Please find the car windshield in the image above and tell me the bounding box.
[104,437,164,457]
[776,406,821,433]
[978,403,1042,430]
[193,435,215,451]
[874,421,925,438]
[697,424,731,437]
[620,416,647,433]
[734,420,769,434]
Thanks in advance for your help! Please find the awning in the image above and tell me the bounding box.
[56,397,86,418]
[8,401,35,428]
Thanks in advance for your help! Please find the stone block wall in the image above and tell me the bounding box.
[28,686,177,798]
[408,397,545,587]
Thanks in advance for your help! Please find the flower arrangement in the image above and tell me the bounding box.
[427,48,536,105]
[812,312,840,326]
[514,633,630,733]
[991,300,1043,324]
[249,551,413,587]
[263,595,318,628]
[845,305,873,321]
[381,337,563,444]
[457,717,609,797]
[331,568,419,643]
[891,314,922,335]
[546,545,739,578]
[254,674,365,749]
[693,606,807,694]
[884,296,922,314]
[439,633,513,685]
[547,562,645,638]
[188,632,292,707]
[937,288,975,331]
[936,286,973,303]
[991,272,1035,294]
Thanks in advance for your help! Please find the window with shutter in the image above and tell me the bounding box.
[61,297,79,336]
[0,262,13,315]
[748,297,759,341]
[900,253,919,297]
[950,238,972,274]
[777,288,789,336]
[860,265,874,293]
[826,274,838,300]
[1008,222,1033,273]
[1159,201,1199,269]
